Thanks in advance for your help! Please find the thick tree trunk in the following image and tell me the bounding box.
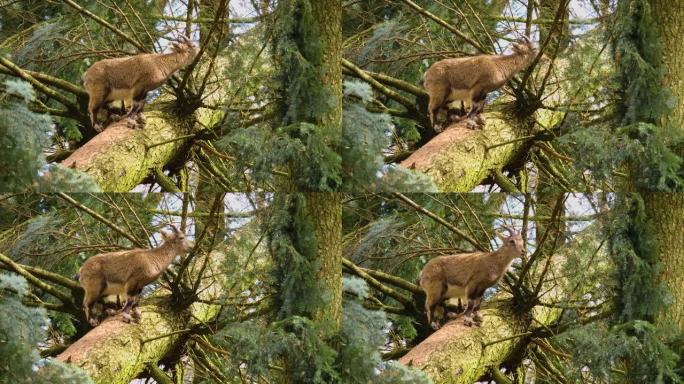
[643,0,684,332]
[307,0,342,327]
[642,193,684,330]
[56,248,229,384]
[61,108,194,192]
[306,192,342,326]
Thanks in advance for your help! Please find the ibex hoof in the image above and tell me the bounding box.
[121,312,139,323]
[109,113,123,122]
[473,313,483,323]
[93,124,103,133]
[126,118,139,129]
[474,115,486,128]
[88,318,100,327]
[132,308,142,320]
[446,311,460,319]
[430,321,441,330]
[136,114,146,125]
[463,316,476,327]
[464,119,479,130]
[105,308,120,316]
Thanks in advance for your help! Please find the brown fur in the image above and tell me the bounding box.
[419,226,524,329]
[79,225,193,326]
[82,36,198,132]
[422,38,537,129]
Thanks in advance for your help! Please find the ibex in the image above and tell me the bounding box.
[419,225,524,329]
[422,37,538,130]
[78,225,193,326]
[82,35,198,132]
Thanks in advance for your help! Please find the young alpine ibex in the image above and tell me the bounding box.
[422,37,538,130]
[78,225,193,326]
[82,35,198,132]
[419,225,524,330]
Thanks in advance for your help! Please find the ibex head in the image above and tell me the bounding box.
[511,36,537,56]
[495,225,525,257]
[169,35,199,66]
[161,224,194,252]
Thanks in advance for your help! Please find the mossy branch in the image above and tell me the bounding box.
[341,58,419,115]
[0,261,81,291]
[347,261,423,295]
[341,63,427,98]
[0,252,72,303]
[0,57,76,109]
[0,65,87,97]
[342,258,414,309]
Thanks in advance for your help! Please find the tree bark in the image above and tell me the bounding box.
[307,0,342,327]
[61,108,195,192]
[642,193,684,330]
[643,0,684,332]
[306,192,342,326]
[400,109,562,192]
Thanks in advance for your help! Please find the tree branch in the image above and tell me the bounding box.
[342,258,415,309]
[62,0,146,52]
[56,192,145,247]
[396,0,487,53]
[391,192,487,251]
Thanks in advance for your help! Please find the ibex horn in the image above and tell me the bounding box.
[500,224,517,235]
[168,224,180,233]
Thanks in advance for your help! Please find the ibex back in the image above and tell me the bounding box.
[419,225,524,329]
[79,225,193,326]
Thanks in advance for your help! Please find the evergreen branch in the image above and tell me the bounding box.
[61,0,146,52]
[342,258,415,308]
[395,0,487,53]
[0,57,76,108]
[0,65,87,97]
[391,192,488,251]
[341,59,419,114]
[0,252,72,303]
[56,192,145,248]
